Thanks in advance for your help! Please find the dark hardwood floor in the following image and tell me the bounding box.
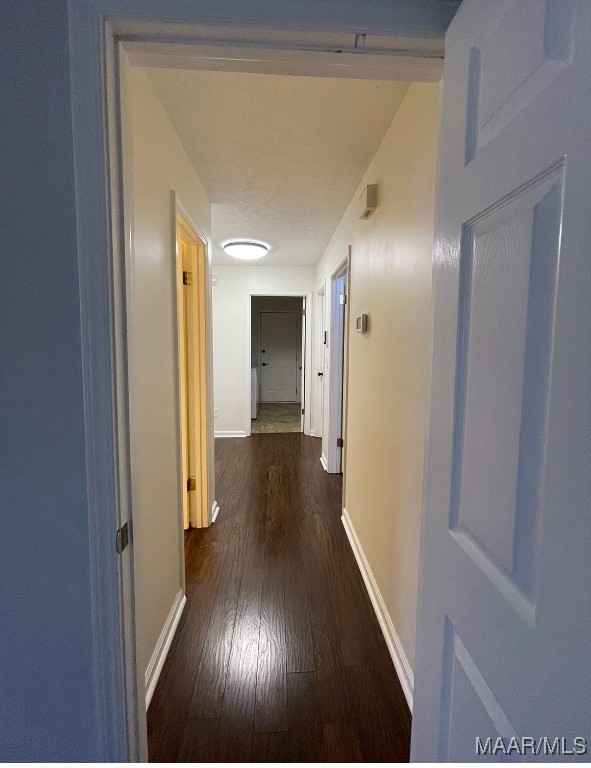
[148,433,411,762]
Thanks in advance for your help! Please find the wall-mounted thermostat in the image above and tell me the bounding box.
[356,314,369,333]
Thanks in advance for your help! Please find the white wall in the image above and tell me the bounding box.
[123,65,212,688]
[212,265,314,434]
[314,82,440,683]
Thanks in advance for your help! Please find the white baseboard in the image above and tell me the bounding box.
[145,589,186,708]
[214,430,248,438]
[341,508,414,711]
[211,500,220,523]
[309,429,316,437]
[320,453,328,471]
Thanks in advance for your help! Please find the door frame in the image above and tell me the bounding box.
[245,289,312,436]
[326,248,350,474]
[175,201,214,530]
[313,282,326,438]
[258,310,302,404]
[67,3,445,759]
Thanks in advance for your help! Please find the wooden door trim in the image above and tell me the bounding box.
[174,197,215,531]
[175,220,190,533]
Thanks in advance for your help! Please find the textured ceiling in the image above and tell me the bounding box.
[145,68,409,266]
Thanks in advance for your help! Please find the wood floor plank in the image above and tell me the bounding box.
[253,562,288,732]
[177,718,220,762]
[187,528,245,718]
[214,528,265,760]
[287,671,323,762]
[344,664,411,762]
[321,721,363,762]
[302,510,353,722]
[284,547,315,673]
[147,541,227,762]
[250,731,292,762]
[330,536,387,667]
[148,434,411,763]
[254,465,288,733]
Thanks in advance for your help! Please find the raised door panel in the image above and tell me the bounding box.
[453,167,562,600]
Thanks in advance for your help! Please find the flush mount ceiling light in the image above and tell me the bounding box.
[223,240,269,260]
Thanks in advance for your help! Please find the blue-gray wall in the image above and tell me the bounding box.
[0,1,99,759]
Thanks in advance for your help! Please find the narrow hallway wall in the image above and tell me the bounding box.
[314,82,440,701]
[124,64,212,693]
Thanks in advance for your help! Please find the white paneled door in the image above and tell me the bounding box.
[259,311,300,402]
[412,0,590,761]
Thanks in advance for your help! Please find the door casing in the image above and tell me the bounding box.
[246,290,312,436]
[176,210,211,530]
[313,283,326,439]
[67,3,450,760]
[326,249,350,474]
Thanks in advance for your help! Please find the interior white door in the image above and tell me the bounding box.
[259,311,300,402]
[327,265,348,474]
[336,273,347,472]
[412,0,591,761]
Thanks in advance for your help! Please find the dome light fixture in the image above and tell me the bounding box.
[223,240,269,260]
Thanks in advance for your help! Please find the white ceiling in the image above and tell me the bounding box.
[146,68,409,266]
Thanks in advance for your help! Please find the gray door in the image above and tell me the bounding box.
[259,311,300,402]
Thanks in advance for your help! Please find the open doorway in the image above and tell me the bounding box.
[73,13,444,760]
[114,41,431,759]
[326,250,349,473]
[313,283,326,439]
[176,213,210,529]
[250,296,305,434]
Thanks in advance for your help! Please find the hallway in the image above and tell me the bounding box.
[147,434,411,762]
[251,403,302,434]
